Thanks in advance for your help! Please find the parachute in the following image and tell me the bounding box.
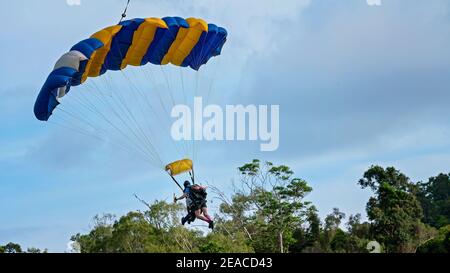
[165,159,193,176]
[34,16,227,121]
[33,16,227,187]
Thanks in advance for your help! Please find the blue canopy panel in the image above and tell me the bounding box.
[141,17,189,66]
[181,24,228,71]
[34,38,103,121]
[70,38,104,86]
[34,67,76,121]
[102,18,145,73]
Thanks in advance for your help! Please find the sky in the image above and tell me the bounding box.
[1,0,450,252]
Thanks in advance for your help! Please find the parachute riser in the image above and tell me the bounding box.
[169,170,195,191]
[169,175,184,191]
[167,166,195,192]
[119,0,131,23]
[189,168,195,184]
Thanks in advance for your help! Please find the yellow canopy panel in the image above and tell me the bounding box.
[165,159,193,176]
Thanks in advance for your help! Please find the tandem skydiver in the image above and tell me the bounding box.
[174,180,214,230]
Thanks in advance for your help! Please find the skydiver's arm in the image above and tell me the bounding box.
[174,192,187,202]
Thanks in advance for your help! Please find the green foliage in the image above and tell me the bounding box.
[199,232,254,253]
[58,160,447,254]
[71,214,115,253]
[330,229,349,252]
[1,242,22,253]
[231,160,313,253]
[72,203,202,253]
[2,160,446,253]
[321,208,346,252]
[359,166,428,252]
[144,200,185,230]
[347,213,371,239]
[109,211,158,252]
[26,247,47,253]
[330,229,370,253]
[416,173,450,228]
[325,208,346,231]
[416,225,450,253]
[290,206,322,252]
[0,243,47,253]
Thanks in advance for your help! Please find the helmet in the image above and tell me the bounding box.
[184,181,191,188]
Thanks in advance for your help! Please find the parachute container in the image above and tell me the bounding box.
[165,159,193,176]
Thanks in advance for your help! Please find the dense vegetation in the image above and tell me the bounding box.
[2,160,449,253]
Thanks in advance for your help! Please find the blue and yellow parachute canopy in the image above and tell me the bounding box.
[34,17,227,121]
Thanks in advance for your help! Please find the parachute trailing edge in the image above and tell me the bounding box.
[34,16,228,121]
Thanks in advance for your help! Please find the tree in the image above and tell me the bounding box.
[71,201,204,253]
[330,229,351,252]
[290,206,323,253]
[26,247,47,253]
[65,161,447,253]
[345,214,372,253]
[0,243,47,254]
[416,225,450,253]
[241,160,313,253]
[214,160,313,253]
[143,199,184,231]
[358,165,427,252]
[322,208,346,252]
[325,208,346,230]
[109,211,159,253]
[347,213,370,240]
[71,214,116,253]
[199,232,254,253]
[1,242,22,253]
[416,173,450,228]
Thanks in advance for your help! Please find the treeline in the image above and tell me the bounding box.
[3,160,449,253]
[0,242,47,253]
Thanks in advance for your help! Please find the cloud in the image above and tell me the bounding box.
[66,0,81,6]
[367,0,382,6]
[239,0,450,156]
[208,0,450,217]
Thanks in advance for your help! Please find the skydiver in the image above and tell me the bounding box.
[174,181,214,229]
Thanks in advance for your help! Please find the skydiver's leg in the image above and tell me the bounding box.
[194,209,210,223]
[201,207,212,222]
[201,203,214,229]
[182,204,194,225]
[188,207,196,223]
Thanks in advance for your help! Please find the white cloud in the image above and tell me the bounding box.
[66,0,81,6]
[367,0,382,6]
